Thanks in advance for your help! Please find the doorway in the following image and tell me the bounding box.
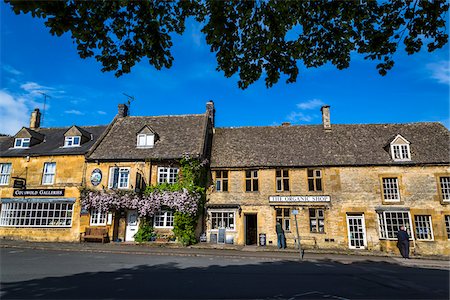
[125,210,139,242]
[346,214,367,249]
[245,214,257,245]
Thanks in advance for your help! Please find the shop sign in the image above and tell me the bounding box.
[269,195,331,203]
[13,189,65,197]
[90,168,102,186]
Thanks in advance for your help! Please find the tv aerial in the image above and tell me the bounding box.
[38,92,51,127]
[123,93,136,115]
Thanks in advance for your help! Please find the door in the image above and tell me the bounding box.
[346,214,367,249]
[125,210,139,242]
[245,214,257,245]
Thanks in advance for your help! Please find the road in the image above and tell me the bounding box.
[0,247,448,299]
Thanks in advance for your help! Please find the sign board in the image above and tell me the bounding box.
[269,195,331,203]
[90,168,102,186]
[13,179,26,189]
[13,189,65,197]
[218,228,226,244]
[200,233,207,243]
[259,233,266,246]
[292,209,299,215]
[210,233,217,244]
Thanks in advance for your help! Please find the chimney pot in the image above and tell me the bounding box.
[206,100,215,127]
[321,105,331,130]
[118,104,129,117]
[30,108,41,129]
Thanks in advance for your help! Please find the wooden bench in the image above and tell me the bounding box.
[82,227,109,243]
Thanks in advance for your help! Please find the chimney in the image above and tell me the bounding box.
[30,108,41,129]
[206,100,215,127]
[321,105,331,130]
[118,103,129,117]
[281,122,291,127]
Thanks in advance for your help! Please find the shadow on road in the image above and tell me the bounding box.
[1,259,448,299]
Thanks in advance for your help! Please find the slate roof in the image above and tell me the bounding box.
[0,126,107,157]
[210,123,450,168]
[88,114,208,160]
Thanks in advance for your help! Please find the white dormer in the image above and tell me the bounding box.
[136,125,157,148]
[64,136,81,147]
[390,134,411,161]
[14,137,30,148]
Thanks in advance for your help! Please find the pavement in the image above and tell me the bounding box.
[1,238,449,270]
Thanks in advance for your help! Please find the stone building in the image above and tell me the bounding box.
[82,102,214,242]
[0,109,106,242]
[206,106,450,255]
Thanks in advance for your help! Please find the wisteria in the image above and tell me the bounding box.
[80,188,201,217]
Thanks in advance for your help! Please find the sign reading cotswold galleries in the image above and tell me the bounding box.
[268,195,331,203]
[13,189,65,197]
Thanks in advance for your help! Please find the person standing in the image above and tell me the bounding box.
[397,225,410,259]
[276,221,286,249]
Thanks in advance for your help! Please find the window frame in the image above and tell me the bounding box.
[377,211,413,240]
[445,215,450,240]
[210,210,236,231]
[309,208,325,233]
[275,169,290,192]
[108,167,131,189]
[0,163,12,186]
[137,133,155,148]
[157,167,179,184]
[64,136,81,147]
[307,169,323,192]
[245,170,259,192]
[90,209,107,226]
[153,211,174,228]
[414,215,434,241]
[438,176,450,203]
[215,170,229,192]
[14,138,30,148]
[381,177,401,202]
[275,207,291,231]
[42,162,56,185]
[391,144,411,161]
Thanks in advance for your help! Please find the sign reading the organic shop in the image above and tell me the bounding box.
[90,168,102,186]
[269,195,331,203]
[13,189,65,197]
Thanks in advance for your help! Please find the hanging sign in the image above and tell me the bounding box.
[90,168,102,186]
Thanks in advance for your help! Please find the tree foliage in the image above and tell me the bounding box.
[6,0,448,89]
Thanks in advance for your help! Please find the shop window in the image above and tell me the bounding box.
[14,138,30,148]
[414,215,433,240]
[439,176,450,202]
[308,169,322,192]
[276,208,290,231]
[0,163,12,185]
[309,208,325,233]
[90,209,107,226]
[158,167,179,184]
[377,211,412,239]
[276,169,289,192]
[64,136,81,147]
[215,171,229,192]
[382,177,400,202]
[245,170,258,192]
[211,211,235,230]
[108,167,130,189]
[42,162,56,185]
[0,201,73,227]
[154,211,174,228]
[445,215,450,240]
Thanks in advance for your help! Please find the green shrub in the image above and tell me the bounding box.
[134,219,156,243]
[173,212,197,246]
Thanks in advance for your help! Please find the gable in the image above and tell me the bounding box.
[390,134,410,145]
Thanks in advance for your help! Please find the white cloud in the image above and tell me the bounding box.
[64,110,84,115]
[287,111,313,123]
[427,61,450,85]
[97,110,107,115]
[2,65,22,76]
[296,98,325,110]
[0,91,29,135]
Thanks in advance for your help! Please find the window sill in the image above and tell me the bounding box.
[309,231,326,234]
[210,229,237,232]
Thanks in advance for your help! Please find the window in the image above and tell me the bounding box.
[42,162,56,185]
[439,176,450,202]
[0,201,73,227]
[64,136,81,147]
[276,208,290,231]
[414,215,433,240]
[215,171,228,192]
[308,169,322,192]
[137,134,154,148]
[245,170,258,192]
[14,138,30,148]
[276,169,289,192]
[108,167,130,189]
[382,177,400,202]
[445,215,450,240]
[158,167,179,184]
[391,144,411,161]
[377,211,412,239]
[309,208,325,233]
[90,209,107,226]
[154,211,174,228]
[211,211,235,230]
[0,163,12,185]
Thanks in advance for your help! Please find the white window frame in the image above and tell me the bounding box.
[90,209,107,226]
[0,163,12,185]
[390,135,411,161]
[14,138,30,148]
[137,133,155,148]
[209,210,236,231]
[445,215,450,240]
[153,211,174,228]
[414,215,434,241]
[42,162,56,185]
[439,176,450,202]
[64,136,81,147]
[157,167,179,184]
[108,167,130,189]
[0,201,73,227]
[382,177,400,202]
[377,211,413,240]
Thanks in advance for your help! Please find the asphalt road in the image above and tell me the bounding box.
[0,248,448,299]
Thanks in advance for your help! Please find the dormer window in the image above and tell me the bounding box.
[137,134,154,148]
[14,138,30,148]
[390,135,411,161]
[64,136,81,147]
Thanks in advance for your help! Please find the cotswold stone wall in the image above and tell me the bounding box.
[207,165,450,255]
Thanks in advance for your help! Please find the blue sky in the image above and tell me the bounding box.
[1,3,449,135]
